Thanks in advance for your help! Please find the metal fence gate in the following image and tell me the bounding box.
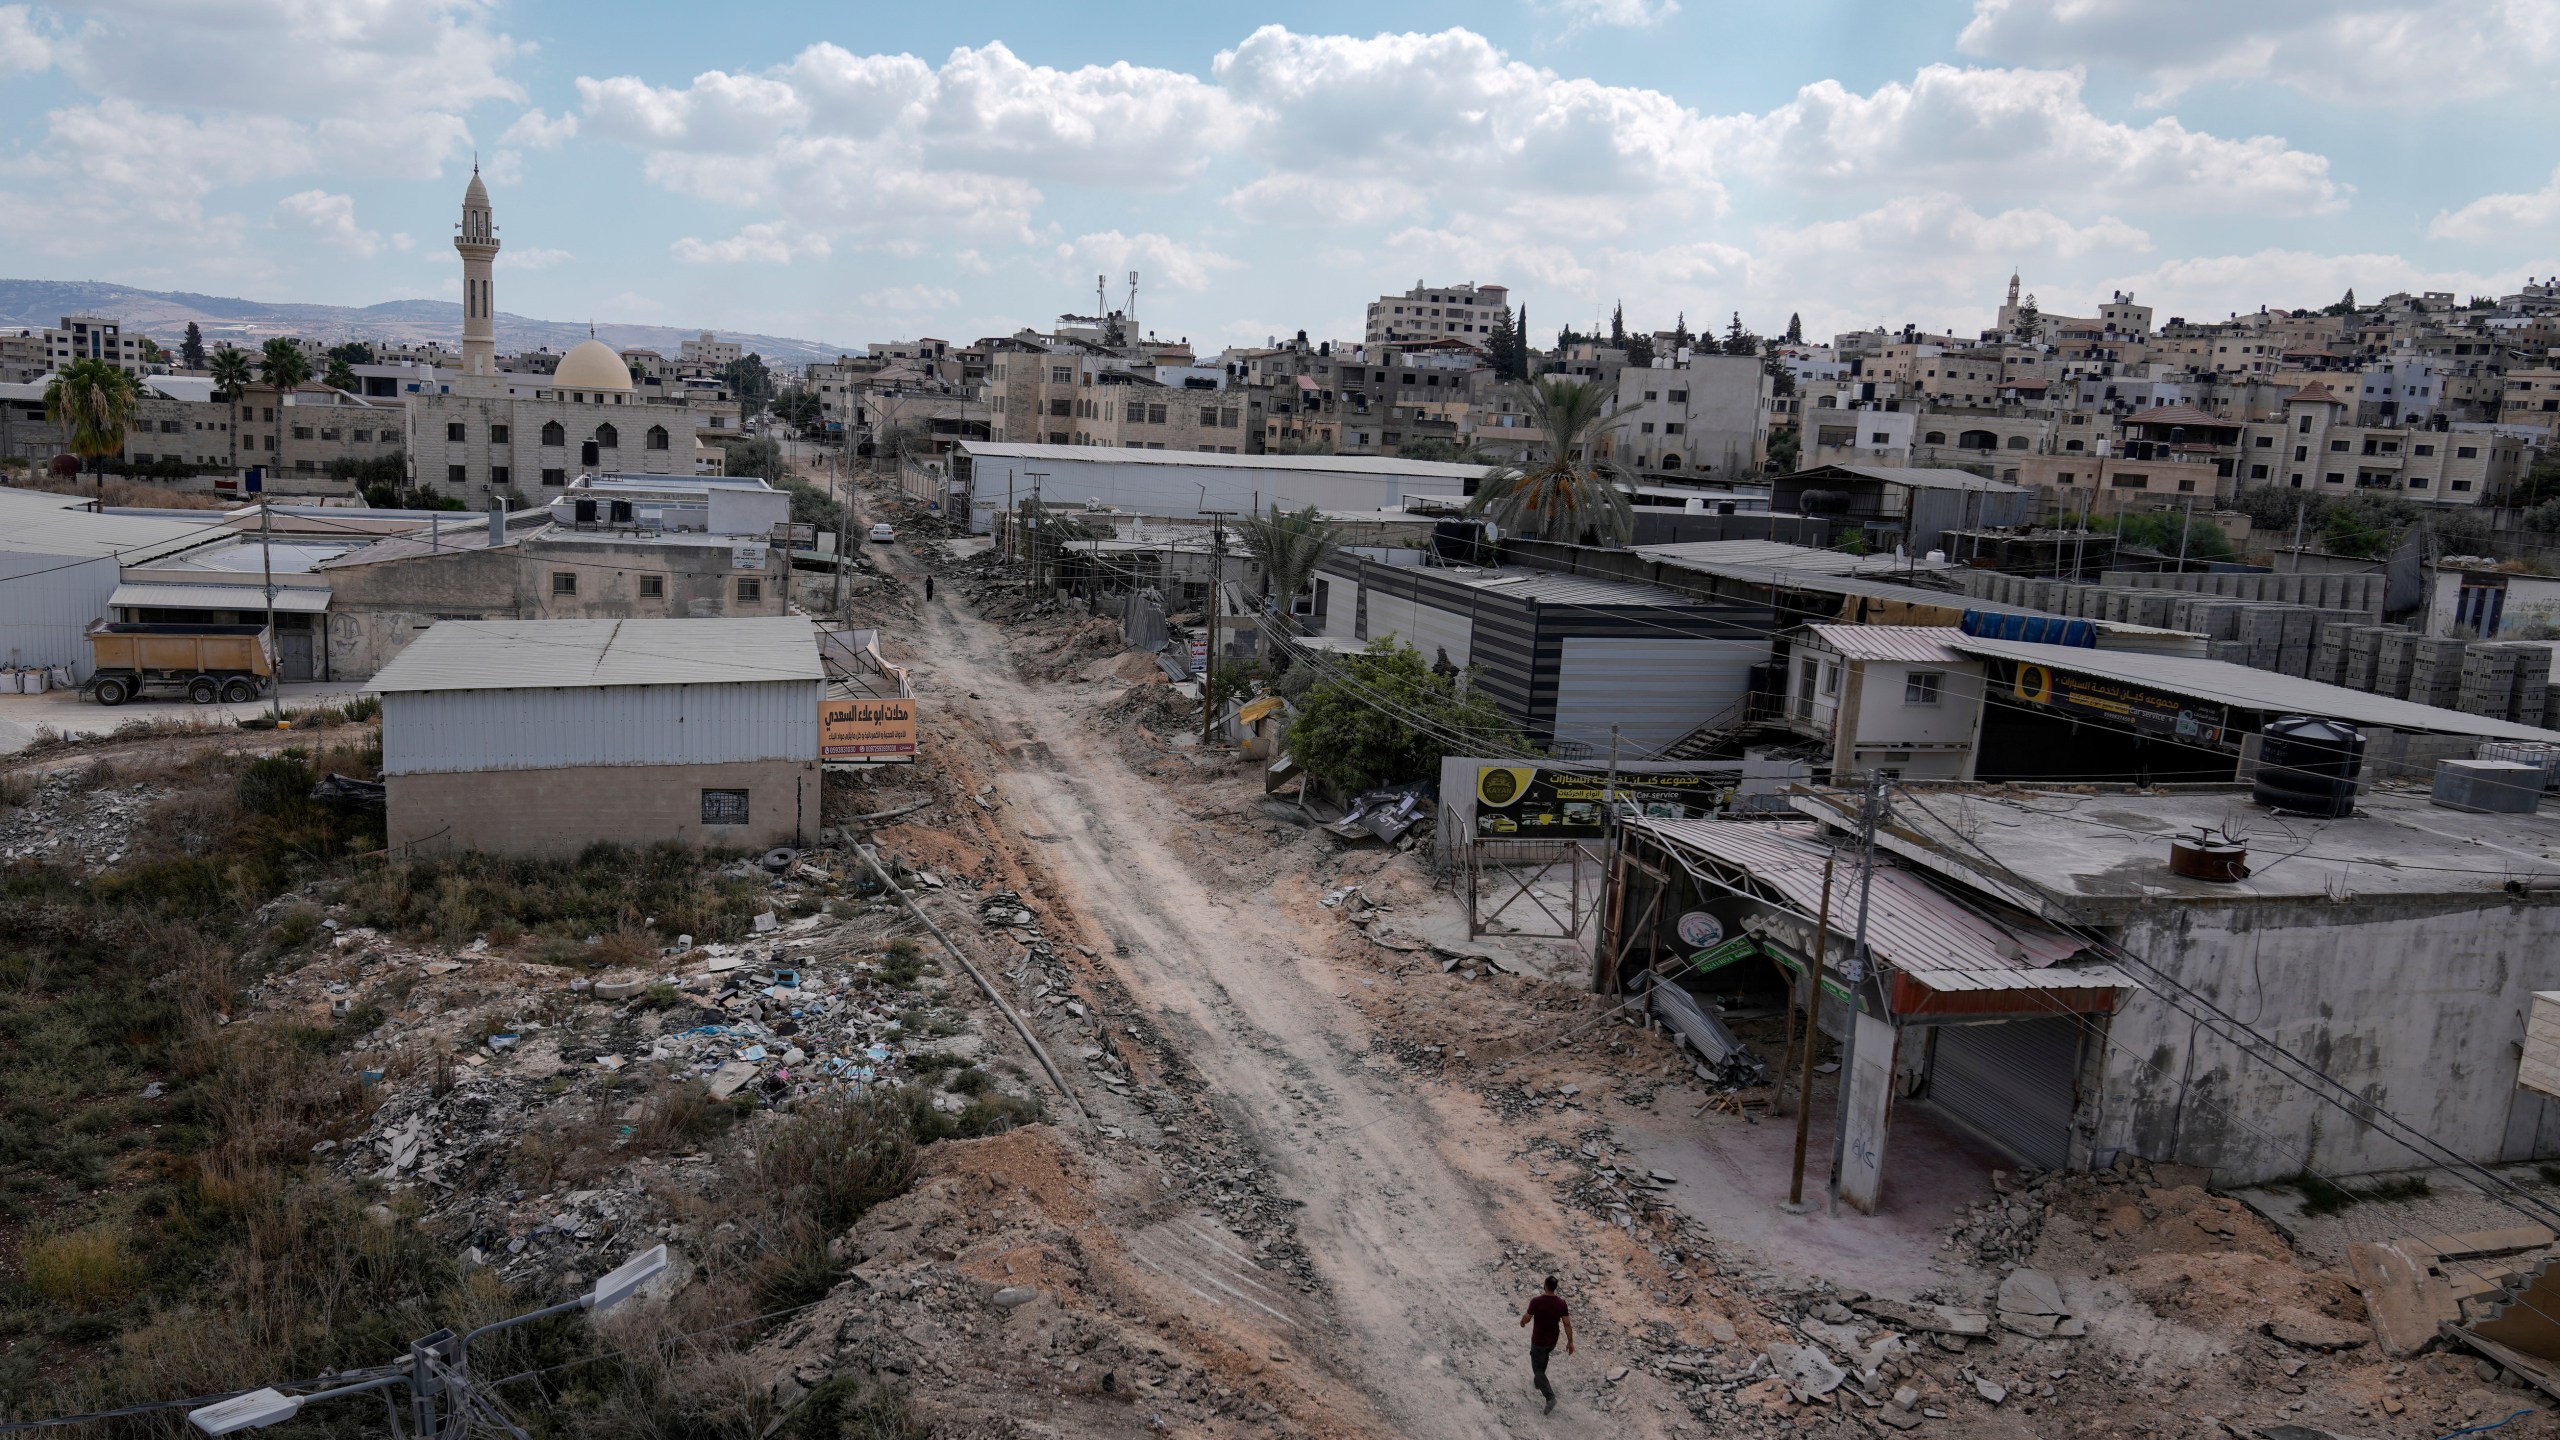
[1460,831,1606,939]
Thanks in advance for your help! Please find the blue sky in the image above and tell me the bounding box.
[4,0,2558,355]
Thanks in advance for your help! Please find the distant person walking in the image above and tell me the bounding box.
[1519,1275,1574,1414]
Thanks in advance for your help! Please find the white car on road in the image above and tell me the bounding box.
[868,522,897,543]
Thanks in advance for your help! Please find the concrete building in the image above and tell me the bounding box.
[1364,281,1510,346]
[680,332,744,372]
[1769,464,2035,554]
[42,315,146,375]
[1595,354,1771,481]
[1777,624,1987,782]
[368,616,823,859]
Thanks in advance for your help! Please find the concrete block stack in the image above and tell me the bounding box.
[2172,598,2244,641]
[2344,626,2393,692]
[2374,631,2422,701]
[2407,638,2470,710]
[2544,683,2560,730]
[2458,644,2531,720]
[2100,569,2384,619]
[2310,620,2355,686]
[2239,608,2288,671]
[2209,641,2251,665]
[2516,646,2554,724]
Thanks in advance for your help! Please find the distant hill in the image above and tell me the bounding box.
[0,279,859,367]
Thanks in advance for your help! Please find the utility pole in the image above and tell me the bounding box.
[1825,772,1887,1215]
[259,488,281,720]
[2290,501,2306,569]
[2175,494,2195,572]
[1025,470,1047,591]
[1202,509,1233,746]
[1783,854,1836,1211]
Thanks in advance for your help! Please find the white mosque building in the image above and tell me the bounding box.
[404,169,736,501]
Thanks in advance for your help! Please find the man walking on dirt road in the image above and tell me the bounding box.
[1519,1275,1574,1413]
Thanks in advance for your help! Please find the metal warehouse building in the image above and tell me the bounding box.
[367,616,824,858]
[952,442,1485,532]
[0,487,227,678]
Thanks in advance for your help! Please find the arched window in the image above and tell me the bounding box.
[540,420,565,447]
[647,425,670,451]
[596,423,619,450]
[2005,435,2029,450]
[1661,454,1682,469]
[1923,430,1947,444]
[1958,429,1997,451]
[2065,439,2085,452]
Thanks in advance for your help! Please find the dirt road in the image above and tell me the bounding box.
[862,528,1665,1436]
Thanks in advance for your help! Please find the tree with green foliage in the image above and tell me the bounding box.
[1767,428,1801,474]
[323,357,358,393]
[1671,312,1691,351]
[1784,312,1803,344]
[1469,376,1633,545]
[325,341,375,367]
[773,385,824,432]
[1723,312,1758,356]
[722,353,776,414]
[43,358,139,499]
[138,335,167,366]
[257,336,312,393]
[1608,302,1626,347]
[1237,502,1346,613]
[2099,510,2235,563]
[1624,333,1655,368]
[1486,305,1523,382]
[2510,451,2560,510]
[722,434,786,483]
[207,344,252,396]
[180,321,205,370]
[1287,638,1528,792]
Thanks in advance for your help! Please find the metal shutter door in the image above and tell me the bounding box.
[1550,636,1759,755]
[1927,1018,2081,1171]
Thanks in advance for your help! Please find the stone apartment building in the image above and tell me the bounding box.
[43,315,146,375]
[232,381,405,492]
[2502,354,2560,440]
[0,331,46,383]
[1363,281,1510,346]
[405,338,731,503]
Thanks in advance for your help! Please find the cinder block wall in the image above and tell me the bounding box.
[387,759,820,859]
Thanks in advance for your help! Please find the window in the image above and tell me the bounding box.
[1821,663,1840,696]
[595,423,618,449]
[486,466,508,488]
[541,467,566,486]
[291,425,313,440]
[1644,390,1659,401]
[1667,389,1687,403]
[159,419,181,433]
[446,464,467,485]
[2294,445,2308,461]
[2458,446,2480,459]
[1220,407,1239,428]
[700,789,750,826]
[2326,472,2345,484]
[1904,671,1943,705]
[1048,398,1071,417]
[1664,422,1685,435]
[352,429,371,442]
[1148,404,1168,424]
[2110,472,2150,488]
[2329,439,2349,452]
[446,422,467,442]
[646,424,668,450]
[551,572,577,596]
[1640,421,1656,434]
[2254,435,2273,448]
[2298,415,2313,433]
[1870,432,1891,444]
[737,577,762,603]
[2250,463,2269,479]
[541,420,565,446]
[1051,366,1072,383]
[491,424,510,444]
[2416,444,2435,457]
[639,574,664,598]
[1924,431,1947,444]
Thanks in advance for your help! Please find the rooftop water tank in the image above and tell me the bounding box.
[2253,715,2364,818]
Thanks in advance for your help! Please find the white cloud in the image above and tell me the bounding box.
[5,99,311,226]
[1959,0,2560,107]
[2431,167,2560,241]
[274,189,385,257]
[859,284,961,313]
[53,0,522,119]
[1538,0,1680,30]
[502,246,576,270]
[1056,230,1241,293]
[0,3,53,74]
[1225,173,1425,228]
[1726,65,2342,215]
[500,108,579,149]
[917,42,1241,186]
[670,223,832,265]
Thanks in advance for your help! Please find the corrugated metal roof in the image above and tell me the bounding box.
[0,488,226,562]
[1949,635,2560,742]
[366,616,822,694]
[1816,465,2028,493]
[1429,565,1722,609]
[1631,539,1942,577]
[112,582,330,613]
[1801,624,1969,663]
[1627,818,2106,984]
[959,442,1490,481]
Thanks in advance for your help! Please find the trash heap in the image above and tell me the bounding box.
[0,773,171,867]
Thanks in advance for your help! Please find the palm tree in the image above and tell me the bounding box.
[1238,502,1345,623]
[43,359,141,500]
[258,336,313,392]
[323,357,358,393]
[1467,376,1633,546]
[206,345,252,396]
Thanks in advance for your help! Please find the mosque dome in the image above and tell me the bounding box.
[554,337,633,393]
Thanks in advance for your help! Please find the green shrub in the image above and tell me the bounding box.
[24,1224,141,1310]
[236,756,314,817]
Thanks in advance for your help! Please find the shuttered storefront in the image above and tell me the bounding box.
[1926,1018,2083,1170]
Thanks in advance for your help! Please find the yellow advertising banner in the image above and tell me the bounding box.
[820,696,917,760]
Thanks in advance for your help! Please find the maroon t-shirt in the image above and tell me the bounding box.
[1526,1293,1569,1348]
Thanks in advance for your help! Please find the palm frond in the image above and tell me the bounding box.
[1466,376,1634,546]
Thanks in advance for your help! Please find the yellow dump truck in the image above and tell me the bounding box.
[84,623,275,706]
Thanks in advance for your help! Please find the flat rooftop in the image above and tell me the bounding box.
[366,616,821,693]
[1794,784,2560,915]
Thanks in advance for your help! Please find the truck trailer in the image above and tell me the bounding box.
[84,623,275,705]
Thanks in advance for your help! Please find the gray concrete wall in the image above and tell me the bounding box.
[2093,897,2560,1185]
[387,757,818,859]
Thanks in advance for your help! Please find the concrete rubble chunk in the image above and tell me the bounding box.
[2346,1241,2457,1357]
[593,976,648,1001]
[990,1286,1040,1309]
[706,1060,761,1100]
[752,912,780,934]
[1998,1311,2059,1339]
[1971,1374,2007,1405]
[1997,1268,2067,1317]
[1771,1344,1846,1397]
[1855,1298,1991,1338]
[2265,1309,2369,1352]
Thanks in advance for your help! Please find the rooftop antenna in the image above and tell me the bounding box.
[1096,274,1107,318]
[1126,270,1139,327]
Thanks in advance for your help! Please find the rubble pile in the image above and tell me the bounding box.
[0,770,172,866]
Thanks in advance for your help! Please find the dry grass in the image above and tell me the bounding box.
[23,1224,142,1310]
[9,473,231,509]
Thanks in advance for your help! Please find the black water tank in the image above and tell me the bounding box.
[2253,716,2365,818]
[573,498,598,524]
[1798,489,1851,515]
